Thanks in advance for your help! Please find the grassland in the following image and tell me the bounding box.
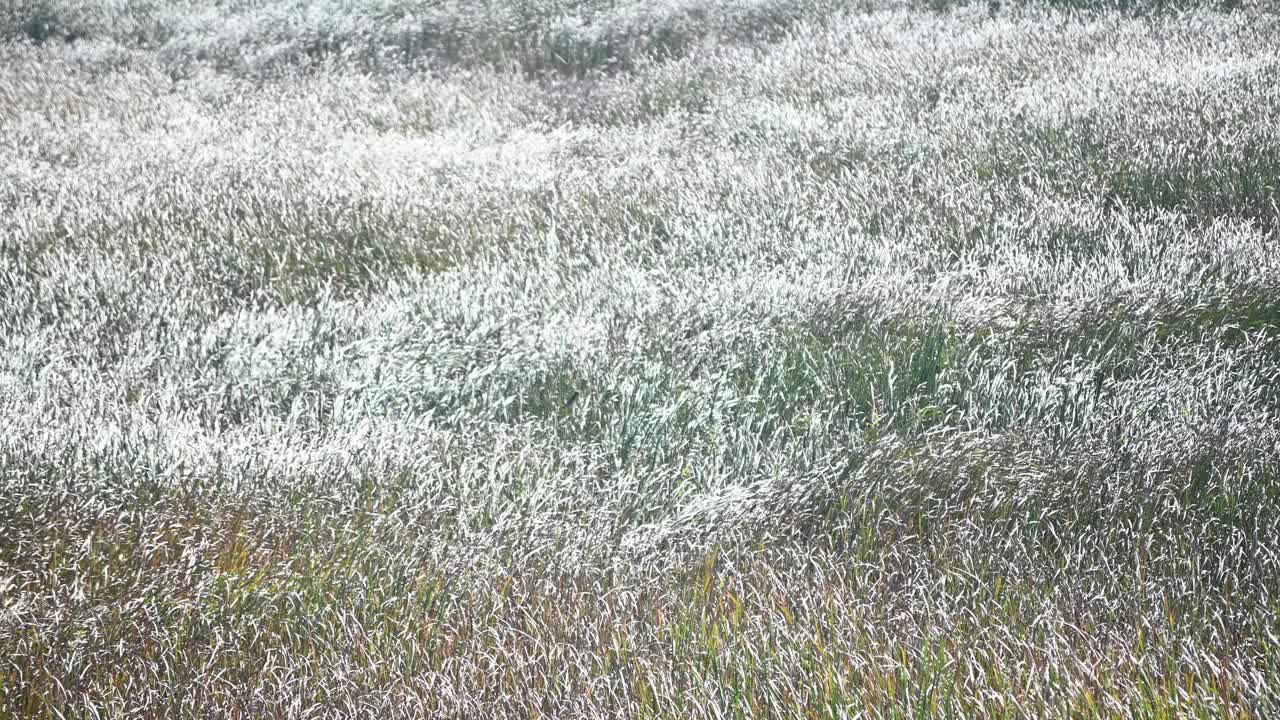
[2,0,1279,717]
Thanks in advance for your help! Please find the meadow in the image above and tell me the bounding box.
[1,0,1279,716]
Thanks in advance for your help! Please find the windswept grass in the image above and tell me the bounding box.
[2,0,1279,718]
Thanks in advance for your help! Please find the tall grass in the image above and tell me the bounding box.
[2,0,1278,717]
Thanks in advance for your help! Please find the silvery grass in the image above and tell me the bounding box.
[2,0,1279,717]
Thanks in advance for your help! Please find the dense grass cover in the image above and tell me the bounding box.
[2,0,1279,717]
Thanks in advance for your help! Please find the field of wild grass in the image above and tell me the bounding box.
[2,0,1279,717]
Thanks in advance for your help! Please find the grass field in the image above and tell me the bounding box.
[2,0,1279,717]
